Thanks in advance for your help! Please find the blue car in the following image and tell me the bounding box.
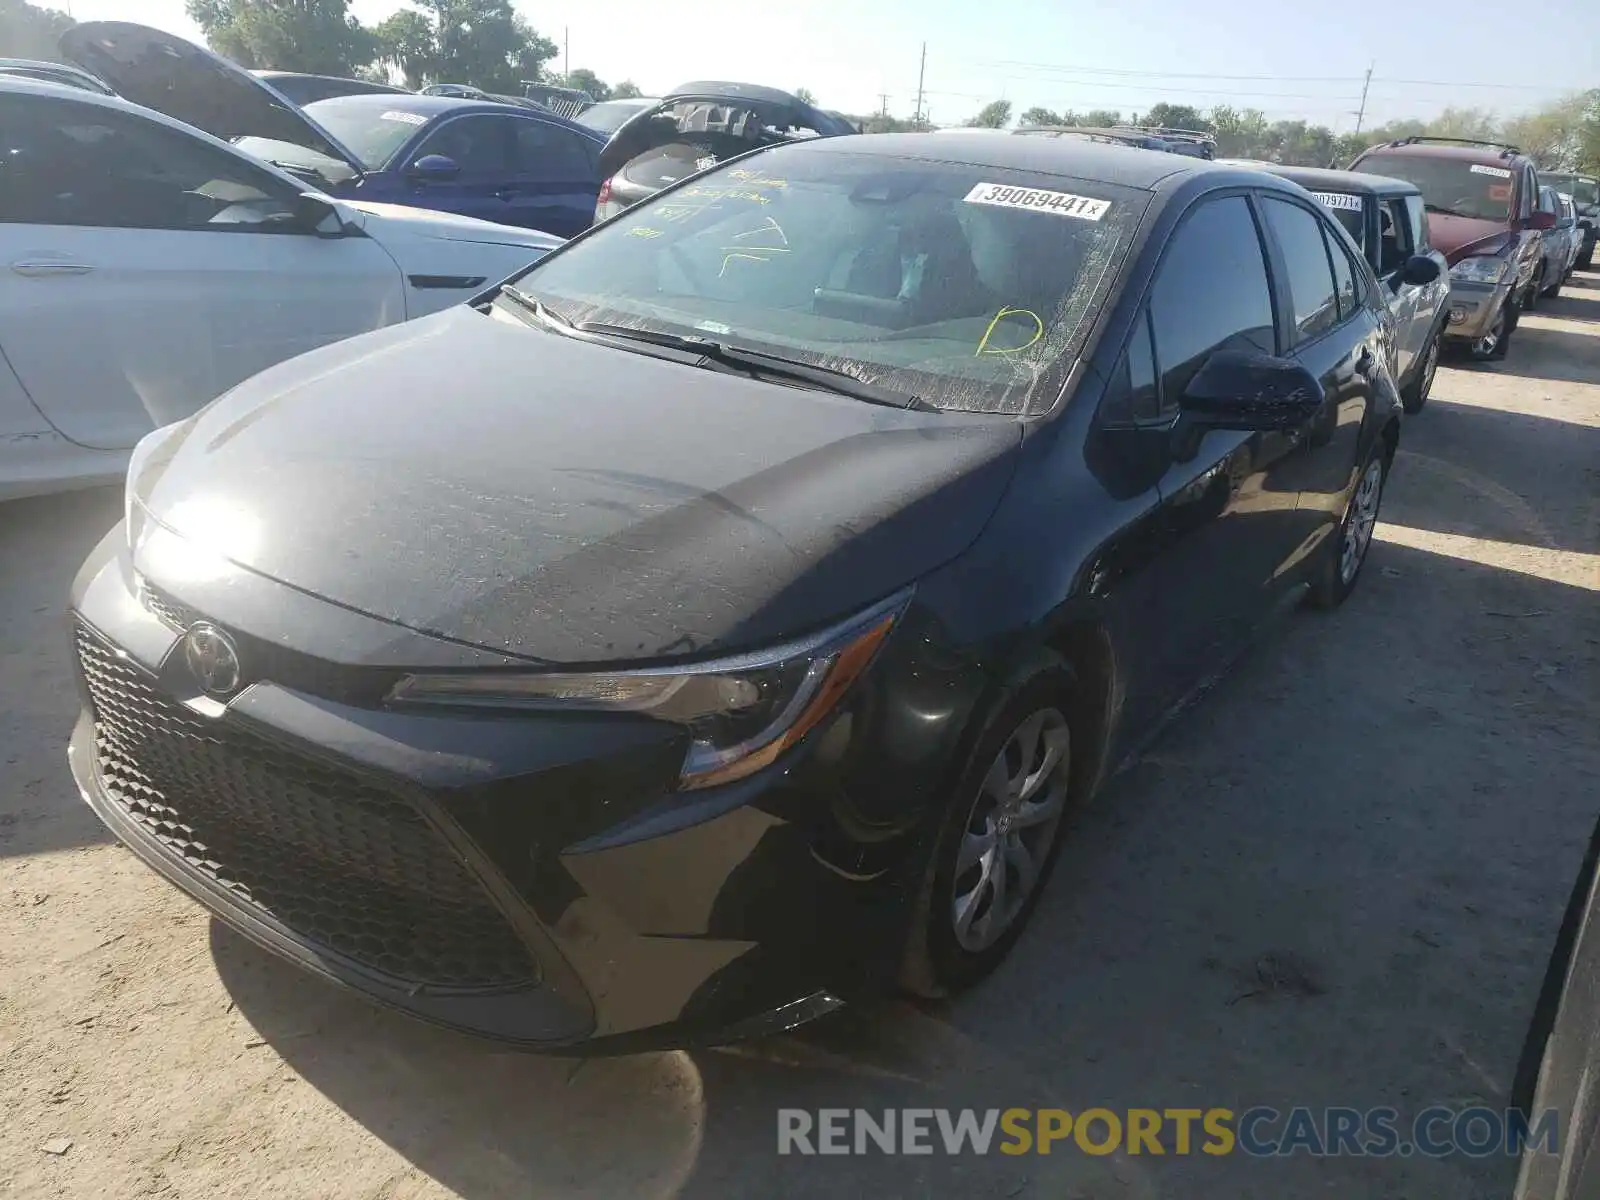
[60,21,605,239]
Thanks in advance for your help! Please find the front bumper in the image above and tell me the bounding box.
[68,524,975,1050]
[1440,278,1514,342]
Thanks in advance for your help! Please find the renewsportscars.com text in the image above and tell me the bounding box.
[777,1106,1559,1158]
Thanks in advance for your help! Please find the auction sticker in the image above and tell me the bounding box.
[381,110,428,125]
[1309,191,1363,213]
[965,183,1110,221]
[1469,164,1512,178]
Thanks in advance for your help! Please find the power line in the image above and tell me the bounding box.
[949,55,1587,93]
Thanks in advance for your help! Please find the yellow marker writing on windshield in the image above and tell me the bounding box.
[976,307,1045,356]
[628,226,664,239]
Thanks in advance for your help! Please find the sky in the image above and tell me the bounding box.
[61,0,1597,131]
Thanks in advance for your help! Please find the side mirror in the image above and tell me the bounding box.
[1402,254,1441,285]
[1179,348,1325,432]
[1523,210,1557,232]
[408,154,461,182]
[291,192,345,237]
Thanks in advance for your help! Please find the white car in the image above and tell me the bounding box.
[0,78,564,501]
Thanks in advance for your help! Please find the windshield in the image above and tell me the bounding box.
[578,100,653,134]
[1306,191,1365,248]
[508,145,1146,415]
[232,135,359,185]
[1545,174,1598,210]
[299,99,429,169]
[1365,154,1513,221]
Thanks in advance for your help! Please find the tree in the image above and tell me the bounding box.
[0,0,74,61]
[1081,109,1123,128]
[1020,106,1064,127]
[186,0,373,75]
[369,0,556,93]
[1141,103,1210,133]
[794,87,815,105]
[1501,92,1590,169]
[371,8,434,88]
[612,79,643,99]
[966,99,1012,129]
[563,67,610,101]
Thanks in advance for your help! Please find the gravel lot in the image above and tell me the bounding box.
[2,274,1597,1200]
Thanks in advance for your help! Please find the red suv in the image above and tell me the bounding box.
[1349,136,1555,361]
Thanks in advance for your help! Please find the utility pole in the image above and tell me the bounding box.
[879,93,890,118]
[1353,62,1374,134]
[564,28,570,86]
[914,43,926,127]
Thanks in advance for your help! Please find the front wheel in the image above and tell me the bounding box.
[1401,331,1440,414]
[1305,441,1390,610]
[1469,298,1515,362]
[900,675,1078,998]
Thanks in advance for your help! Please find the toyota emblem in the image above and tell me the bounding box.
[183,622,242,697]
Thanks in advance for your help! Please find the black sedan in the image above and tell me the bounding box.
[69,133,1403,1051]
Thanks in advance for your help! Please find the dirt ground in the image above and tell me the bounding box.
[2,274,1597,1200]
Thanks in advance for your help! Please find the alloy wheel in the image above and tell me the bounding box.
[1419,337,1439,399]
[1339,458,1385,585]
[950,708,1070,953]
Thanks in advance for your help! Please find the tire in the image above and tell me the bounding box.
[1401,329,1440,414]
[900,670,1080,999]
[1578,245,1594,271]
[1542,263,1563,298]
[1523,270,1540,311]
[1469,297,1515,362]
[1305,436,1391,610]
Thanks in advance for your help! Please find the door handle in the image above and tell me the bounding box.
[12,259,95,277]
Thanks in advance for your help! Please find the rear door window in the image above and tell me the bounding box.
[510,119,595,179]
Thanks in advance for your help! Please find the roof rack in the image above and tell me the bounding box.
[1133,125,1217,143]
[1387,135,1523,159]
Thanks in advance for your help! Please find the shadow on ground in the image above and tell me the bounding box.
[0,487,120,860]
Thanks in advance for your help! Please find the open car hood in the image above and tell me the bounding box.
[1424,211,1514,264]
[596,82,854,181]
[60,22,365,178]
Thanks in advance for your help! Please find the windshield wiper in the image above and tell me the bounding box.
[498,286,574,331]
[572,321,935,411]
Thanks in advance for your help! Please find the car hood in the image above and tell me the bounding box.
[1425,211,1514,264]
[132,306,1021,665]
[343,199,564,252]
[60,21,365,177]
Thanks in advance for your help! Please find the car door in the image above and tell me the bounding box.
[1092,191,1314,737]
[395,112,516,226]
[1374,195,1425,381]
[502,116,602,238]
[1255,194,1387,548]
[0,91,403,450]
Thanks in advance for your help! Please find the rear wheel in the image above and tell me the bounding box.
[900,673,1078,998]
[1401,330,1439,414]
[1306,439,1390,610]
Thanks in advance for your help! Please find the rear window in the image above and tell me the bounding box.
[514,145,1149,415]
[1360,153,1514,222]
[576,100,650,134]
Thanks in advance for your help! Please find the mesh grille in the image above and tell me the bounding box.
[76,622,537,992]
[139,580,199,631]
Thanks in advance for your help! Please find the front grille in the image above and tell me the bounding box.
[76,622,537,992]
[139,580,199,631]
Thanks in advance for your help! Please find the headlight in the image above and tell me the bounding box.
[1450,256,1510,284]
[389,588,913,789]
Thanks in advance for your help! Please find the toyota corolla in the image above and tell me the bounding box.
[69,133,1402,1050]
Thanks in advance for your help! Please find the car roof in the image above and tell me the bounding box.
[304,90,604,135]
[814,130,1238,190]
[1358,139,1527,167]
[1218,160,1420,197]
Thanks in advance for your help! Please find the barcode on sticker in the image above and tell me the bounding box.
[1469,164,1512,178]
[381,110,428,126]
[964,183,1110,221]
[1310,191,1364,213]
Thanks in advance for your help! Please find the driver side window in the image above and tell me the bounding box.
[412,115,511,174]
[1,94,302,232]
